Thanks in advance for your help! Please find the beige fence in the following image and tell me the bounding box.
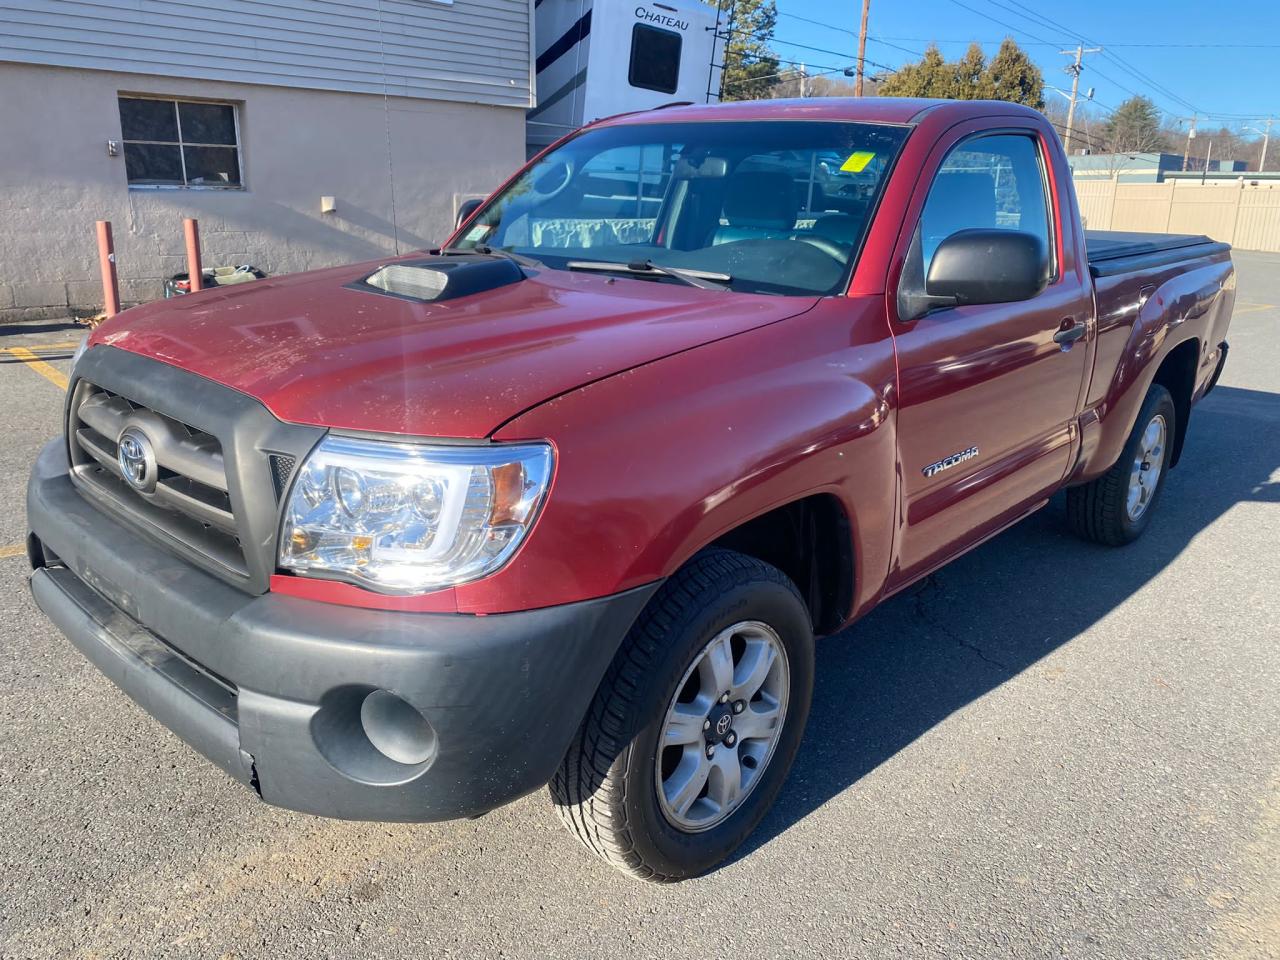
[1073,176,1280,253]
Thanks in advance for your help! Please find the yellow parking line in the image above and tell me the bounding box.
[7,341,79,351]
[0,543,26,560]
[5,346,69,390]
[1233,302,1276,316]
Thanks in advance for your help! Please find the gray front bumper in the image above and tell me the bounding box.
[27,439,655,822]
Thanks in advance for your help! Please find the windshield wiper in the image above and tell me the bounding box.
[566,259,731,291]
[438,245,542,268]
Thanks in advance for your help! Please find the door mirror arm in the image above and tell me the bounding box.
[898,289,957,323]
[896,230,957,322]
[455,197,484,230]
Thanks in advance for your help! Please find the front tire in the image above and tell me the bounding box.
[1067,383,1176,545]
[550,549,815,882]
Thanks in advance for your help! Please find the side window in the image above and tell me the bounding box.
[919,133,1052,276]
[629,24,682,94]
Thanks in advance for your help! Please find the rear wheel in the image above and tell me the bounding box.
[550,549,814,882]
[1067,383,1176,545]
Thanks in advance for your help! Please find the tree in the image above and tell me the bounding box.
[768,71,870,99]
[1103,96,1168,153]
[878,38,1043,108]
[876,44,953,98]
[985,38,1044,110]
[1172,126,1249,171]
[1204,126,1244,165]
[706,0,780,102]
[951,43,992,100]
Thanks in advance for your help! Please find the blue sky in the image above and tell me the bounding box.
[768,0,1278,129]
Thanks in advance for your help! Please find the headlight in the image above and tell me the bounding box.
[279,436,553,594]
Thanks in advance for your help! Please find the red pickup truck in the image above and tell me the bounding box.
[27,98,1234,882]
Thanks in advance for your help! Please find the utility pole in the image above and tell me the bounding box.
[1180,115,1197,172]
[854,0,871,97]
[1245,117,1273,172]
[1060,44,1102,155]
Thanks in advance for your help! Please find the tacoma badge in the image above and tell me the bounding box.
[922,446,979,478]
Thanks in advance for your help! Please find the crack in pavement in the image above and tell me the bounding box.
[910,573,1013,672]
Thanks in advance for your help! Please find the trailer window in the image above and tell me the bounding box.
[629,24,682,94]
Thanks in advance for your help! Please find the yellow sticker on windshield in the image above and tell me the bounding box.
[840,151,876,173]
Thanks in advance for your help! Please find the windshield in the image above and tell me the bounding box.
[450,120,910,296]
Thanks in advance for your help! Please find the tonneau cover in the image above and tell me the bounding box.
[1085,230,1229,278]
[1086,230,1216,262]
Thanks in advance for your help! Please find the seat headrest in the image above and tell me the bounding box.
[723,170,797,229]
[925,171,998,236]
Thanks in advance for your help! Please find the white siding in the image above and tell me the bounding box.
[0,0,533,108]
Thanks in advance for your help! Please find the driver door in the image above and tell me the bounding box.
[887,126,1092,588]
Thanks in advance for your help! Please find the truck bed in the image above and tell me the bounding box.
[1085,230,1230,277]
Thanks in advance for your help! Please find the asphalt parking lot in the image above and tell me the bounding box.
[1,254,1277,960]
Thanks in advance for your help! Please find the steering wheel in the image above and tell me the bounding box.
[526,160,574,203]
[797,235,849,261]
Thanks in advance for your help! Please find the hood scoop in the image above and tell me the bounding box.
[351,254,524,303]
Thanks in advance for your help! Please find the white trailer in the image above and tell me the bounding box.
[527,0,724,155]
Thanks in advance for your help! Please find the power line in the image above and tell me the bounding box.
[866,36,930,59]
[1088,42,1280,49]
[944,0,1213,121]
[729,28,900,75]
[742,6,1273,125]
[944,0,1061,47]
[720,60,883,92]
[1048,122,1110,152]
[775,13,925,57]
[867,36,1280,49]
[996,0,1207,116]
[1077,62,1145,103]
[1060,44,1102,155]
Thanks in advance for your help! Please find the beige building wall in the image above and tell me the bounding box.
[1110,183,1177,235]
[1234,188,1280,252]
[1074,173,1280,253]
[0,62,526,320]
[1073,180,1118,231]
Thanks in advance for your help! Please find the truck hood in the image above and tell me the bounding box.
[94,259,818,438]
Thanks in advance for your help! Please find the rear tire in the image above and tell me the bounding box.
[550,548,815,882]
[1067,383,1176,545]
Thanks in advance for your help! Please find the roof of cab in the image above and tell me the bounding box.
[592,97,1045,129]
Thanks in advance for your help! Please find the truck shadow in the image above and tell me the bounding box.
[735,383,1280,863]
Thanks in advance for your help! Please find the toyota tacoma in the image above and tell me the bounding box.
[26,98,1234,881]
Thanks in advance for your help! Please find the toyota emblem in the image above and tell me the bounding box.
[715,714,732,737]
[117,428,157,493]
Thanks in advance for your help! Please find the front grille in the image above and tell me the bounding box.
[68,381,249,578]
[67,347,327,594]
[269,453,297,498]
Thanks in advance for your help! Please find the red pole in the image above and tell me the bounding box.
[183,218,203,292]
[96,220,121,318]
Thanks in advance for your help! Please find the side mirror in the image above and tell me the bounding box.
[925,228,1048,307]
[455,197,483,229]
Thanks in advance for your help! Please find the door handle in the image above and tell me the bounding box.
[1053,318,1086,345]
